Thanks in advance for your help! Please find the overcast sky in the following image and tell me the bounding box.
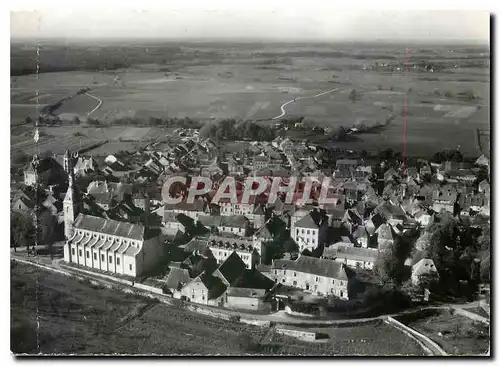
[11,9,490,43]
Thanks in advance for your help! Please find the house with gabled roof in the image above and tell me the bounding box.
[432,185,458,213]
[212,251,247,286]
[207,235,260,269]
[291,213,321,252]
[271,255,349,299]
[375,223,396,250]
[330,246,378,270]
[24,155,67,187]
[411,258,439,286]
[180,271,227,306]
[164,198,210,221]
[165,267,192,295]
[218,215,250,237]
[479,179,490,194]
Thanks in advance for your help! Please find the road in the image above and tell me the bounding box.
[10,250,486,327]
[272,88,340,120]
[85,92,103,116]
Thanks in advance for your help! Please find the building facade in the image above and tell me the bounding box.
[63,214,163,277]
[271,256,349,299]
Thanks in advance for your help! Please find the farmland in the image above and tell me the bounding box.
[10,41,489,158]
[395,309,490,356]
[11,262,425,355]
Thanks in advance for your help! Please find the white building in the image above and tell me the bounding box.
[412,258,439,286]
[271,256,349,299]
[218,215,250,237]
[207,235,261,269]
[64,214,163,277]
[164,199,210,221]
[291,214,319,252]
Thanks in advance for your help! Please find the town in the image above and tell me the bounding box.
[11,126,491,319]
[10,9,491,355]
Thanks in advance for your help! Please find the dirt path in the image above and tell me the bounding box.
[272,88,340,120]
[85,92,102,116]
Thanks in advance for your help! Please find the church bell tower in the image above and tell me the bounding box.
[63,150,79,239]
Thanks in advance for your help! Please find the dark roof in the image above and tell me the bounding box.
[220,215,249,228]
[73,214,145,240]
[295,214,319,229]
[231,269,275,290]
[25,156,64,174]
[272,255,347,280]
[215,251,247,285]
[199,272,227,299]
[336,159,358,166]
[375,201,406,220]
[256,264,271,273]
[208,235,255,252]
[164,199,207,212]
[333,246,378,262]
[198,215,222,227]
[254,225,272,239]
[165,267,192,290]
[182,237,210,252]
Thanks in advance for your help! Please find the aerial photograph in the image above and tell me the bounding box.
[10,8,490,356]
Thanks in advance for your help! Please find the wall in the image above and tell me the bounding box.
[142,236,163,275]
[226,296,270,312]
[273,269,348,299]
[454,308,490,324]
[285,306,315,317]
[386,316,447,356]
[134,282,164,295]
[240,319,271,327]
[292,227,319,252]
[276,327,317,342]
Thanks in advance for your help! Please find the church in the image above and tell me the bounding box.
[63,214,163,277]
[61,149,163,277]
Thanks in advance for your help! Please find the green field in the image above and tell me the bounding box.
[396,309,490,356]
[11,262,425,355]
[10,41,490,157]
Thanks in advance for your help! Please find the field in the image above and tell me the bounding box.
[396,309,490,356]
[10,125,168,158]
[10,41,489,157]
[11,262,425,355]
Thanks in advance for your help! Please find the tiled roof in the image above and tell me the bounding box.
[215,251,247,285]
[272,255,347,280]
[220,215,249,228]
[208,235,255,252]
[295,214,319,229]
[73,214,145,240]
[182,237,210,252]
[333,246,378,262]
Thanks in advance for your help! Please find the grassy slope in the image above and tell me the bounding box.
[11,261,425,355]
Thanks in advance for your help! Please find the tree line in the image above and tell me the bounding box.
[199,119,276,141]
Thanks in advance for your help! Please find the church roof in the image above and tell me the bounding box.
[73,214,145,240]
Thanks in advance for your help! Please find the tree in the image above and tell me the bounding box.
[11,212,36,252]
[478,224,491,283]
[349,89,358,102]
[87,118,100,126]
[374,233,414,287]
[380,148,394,160]
[24,116,34,126]
[13,153,30,165]
[72,116,81,125]
[330,126,348,141]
